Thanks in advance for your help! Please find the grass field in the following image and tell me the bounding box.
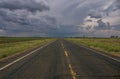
[66,38,120,57]
[0,37,55,59]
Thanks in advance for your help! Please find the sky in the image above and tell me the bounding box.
[0,0,120,37]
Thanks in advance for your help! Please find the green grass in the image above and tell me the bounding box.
[66,38,120,57]
[0,37,50,43]
[0,37,55,59]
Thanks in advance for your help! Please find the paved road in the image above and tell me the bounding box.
[0,40,120,79]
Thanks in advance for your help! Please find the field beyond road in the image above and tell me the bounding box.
[0,37,54,59]
[66,38,120,57]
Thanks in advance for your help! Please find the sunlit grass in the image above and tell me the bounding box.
[66,38,120,57]
[0,37,55,59]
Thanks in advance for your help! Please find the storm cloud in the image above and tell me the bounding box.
[88,11,103,18]
[115,0,120,9]
[0,0,120,37]
[0,0,49,12]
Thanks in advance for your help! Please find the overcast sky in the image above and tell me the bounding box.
[0,0,120,37]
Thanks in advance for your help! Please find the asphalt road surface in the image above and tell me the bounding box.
[0,40,120,79]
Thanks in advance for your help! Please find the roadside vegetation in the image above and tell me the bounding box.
[66,38,120,57]
[0,37,55,59]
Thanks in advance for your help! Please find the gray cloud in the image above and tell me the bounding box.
[0,9,30,25]
[97,19,107,27]
[88,11,103,18]
[96,19,110,30]
[0,0,120,37]
[115,0,120,9]
[0,8,58,36]
[86,19,92,22]
[0,0,49,12]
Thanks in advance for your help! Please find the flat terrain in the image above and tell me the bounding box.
[0,40,120,79]
[0,37,54,59]
[66,38,120,57]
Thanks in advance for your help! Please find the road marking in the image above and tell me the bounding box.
[61,42,76,79]
[74,43,120,63]
[65,51,69,57]
[0,41,53,71]
[68,64,76,79]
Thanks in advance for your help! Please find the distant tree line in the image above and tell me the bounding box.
[110,35,119,38]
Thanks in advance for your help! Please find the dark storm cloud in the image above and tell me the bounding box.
[47,24,81,37]
[115,0,120,9]
[97,19,106,27]
[88,11,102,18]
[0,15,58,31]
[0,7,58,36]
[0,0,120,37]
[86,19,92,22]
[0,9,30,25]
[96,19,110,30]
[0,0,49,12]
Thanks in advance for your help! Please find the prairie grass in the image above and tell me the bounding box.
[66,38,120,57]
[0,37,54,59]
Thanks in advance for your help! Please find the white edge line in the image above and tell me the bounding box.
[73,42,120,63]
[0,41,54,71]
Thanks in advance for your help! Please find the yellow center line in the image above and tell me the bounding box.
[69,64,76,79]
[61,42,76,79]
[65,51,69,57]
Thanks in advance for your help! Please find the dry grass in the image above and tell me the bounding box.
[66,38,120,57]
[0,37,54,59]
